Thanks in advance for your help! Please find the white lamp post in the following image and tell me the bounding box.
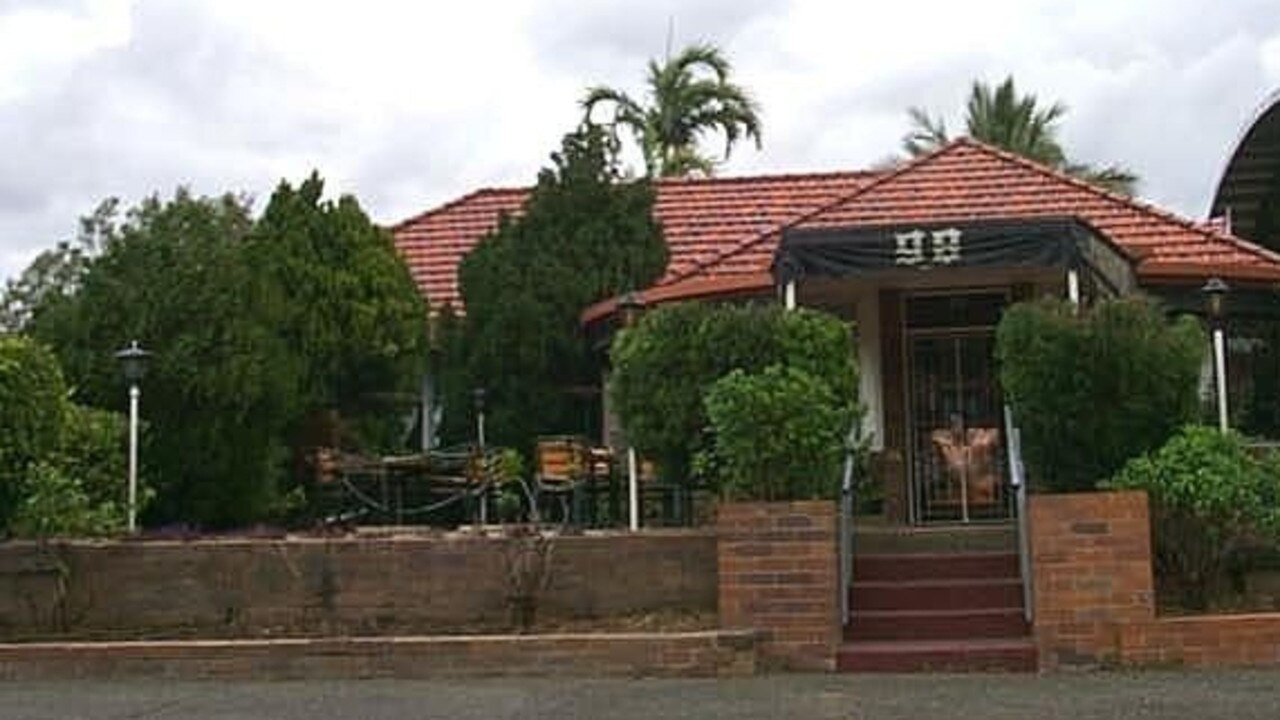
[618,291,646,532]
[114,341,150,533]
[1202,277,1230,433]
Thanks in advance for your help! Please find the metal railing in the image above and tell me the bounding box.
[838,423,860,626]
[1003,405,1034,623]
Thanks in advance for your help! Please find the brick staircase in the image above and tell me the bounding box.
[837,523,1037,672]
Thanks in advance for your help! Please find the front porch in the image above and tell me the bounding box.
[779,217,1132,528]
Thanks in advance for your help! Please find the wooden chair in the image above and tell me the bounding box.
[535,436,588,523]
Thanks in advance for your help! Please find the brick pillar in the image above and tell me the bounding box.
[717,501,839,671]
[1028,490,1155,669]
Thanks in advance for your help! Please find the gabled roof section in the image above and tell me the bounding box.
[672,138,1280,285]
[391,170,879,309]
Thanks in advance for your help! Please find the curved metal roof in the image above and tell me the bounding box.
[1210,89,1280,251]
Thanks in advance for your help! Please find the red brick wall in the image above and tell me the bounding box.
[0,629,759,680]
[0,531,716,640]
[717,501,839,671]
[968,490,1280,670]
[1028,491,1155,669]
[1119,614,1280,667]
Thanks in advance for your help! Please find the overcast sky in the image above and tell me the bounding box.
[2,0,1279,282]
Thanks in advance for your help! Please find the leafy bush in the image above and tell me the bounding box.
[0,336,68,529]
[997,296,1203,492]
[9,461,124,538]
[610,302,858,485]
[1105,425,1280,610]
[55,403,130,512]
[700,365,856,501]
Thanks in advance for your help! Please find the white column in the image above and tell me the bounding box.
[1067,269,1080,308]
[127,384,140,534]
[783,280,796,310]
[1213,327,1229,433]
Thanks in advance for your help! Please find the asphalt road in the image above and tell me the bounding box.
[4,670,1280,720]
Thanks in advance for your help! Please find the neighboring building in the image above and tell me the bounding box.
[1211,89,1280,252]
[393,137,1280,526]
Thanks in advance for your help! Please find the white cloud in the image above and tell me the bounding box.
[2,0,1280,282]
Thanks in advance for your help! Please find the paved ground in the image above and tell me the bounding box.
[5,670,1280,719]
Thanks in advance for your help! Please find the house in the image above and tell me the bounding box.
[392,137,1280,527]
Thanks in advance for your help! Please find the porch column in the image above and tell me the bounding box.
[1066,268,1080,308]
[783,280,797,310]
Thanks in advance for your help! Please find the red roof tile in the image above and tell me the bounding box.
[391,171,877,310]
[669,138,1280,286]
[392,139,1280,318]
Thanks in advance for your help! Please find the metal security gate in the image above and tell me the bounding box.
[905,294,1012,524]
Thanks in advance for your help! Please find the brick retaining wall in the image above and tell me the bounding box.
[1029,490,1280,669]
[0,530,716,640]
[0,630,759,680]
[717,501,839,672]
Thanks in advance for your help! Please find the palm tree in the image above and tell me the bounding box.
[582,43,762,178]
[903,77,1138,195]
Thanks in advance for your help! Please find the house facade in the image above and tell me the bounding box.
[393,138,1280,526]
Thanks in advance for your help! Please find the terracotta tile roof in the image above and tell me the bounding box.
[391,171,878,310]
[394,138,1280,319]
[670,138,1280,286]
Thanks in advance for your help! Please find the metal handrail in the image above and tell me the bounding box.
[838,422,860,626]
[1004,404,1034,623]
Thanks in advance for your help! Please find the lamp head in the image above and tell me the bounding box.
[114,341,151,384]
[1201,277,1229,320]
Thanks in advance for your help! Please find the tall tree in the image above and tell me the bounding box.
[904,76,1139,195]
[247,173,429,456]
[582,43,762,177]
[31,190,299,528]
[452,124,668,452]
[1,199,118,334]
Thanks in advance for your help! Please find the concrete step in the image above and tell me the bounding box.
[845,607,1029,641]
[853,552,1019,582]
[850,578,1023,612]
[836,638,1037,673]
[853,522,1016,555]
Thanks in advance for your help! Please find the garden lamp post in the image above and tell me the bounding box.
[472,387,488,524]
[114,341,150,533]
[617,291,646,532]
[1202,277,1230,433]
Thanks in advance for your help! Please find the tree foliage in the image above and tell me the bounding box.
[610,302,858,484]
[996,296,1204,492]
[582,43,762,177]
[453,125,667,453]
[1,199,118,335]
[903,76,1138,195]
[248,173,428,421]
[1106,425,1280,609]
[29,189,298,528]
[701,364,857,501]
[0,335,68,528]
[17,175,428,529]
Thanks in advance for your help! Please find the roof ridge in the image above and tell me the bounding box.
[654,168,881,186]
[388,186,528,231]
[657,141,972,286]
[956,137,1280,270]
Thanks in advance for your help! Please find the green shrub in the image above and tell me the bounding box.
[610,303,857,484]
[0,336,68,529]
[55,403,130,511]
[997,296,1203,492]
[700,365,856,501]
[9,461,124,538]
[1105,425,1280,610]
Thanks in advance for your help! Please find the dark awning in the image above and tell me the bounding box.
[774,217,1103,283]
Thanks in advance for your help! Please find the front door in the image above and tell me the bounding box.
[905,293,1010,524]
